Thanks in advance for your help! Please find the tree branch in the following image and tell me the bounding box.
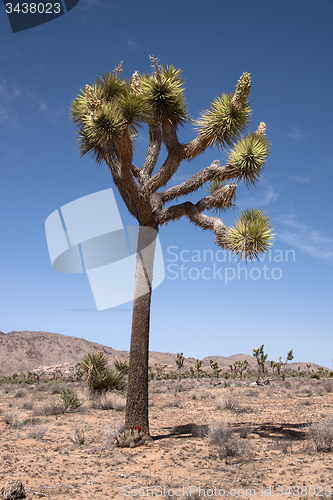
[141,123,162,182]
[156,199,230,249]
[160,160,230,204]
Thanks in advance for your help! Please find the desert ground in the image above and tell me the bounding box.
[1,376,333,500]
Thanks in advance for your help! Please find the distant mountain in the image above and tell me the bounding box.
[0,330,328,377]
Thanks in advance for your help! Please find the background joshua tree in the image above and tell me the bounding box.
[195,359,202,381]
[234,359,249,380]
[210,359,221,379]
[253,344,268,382]
[281,349,294,381]
[71,57,274,433]
[176,352,185,381]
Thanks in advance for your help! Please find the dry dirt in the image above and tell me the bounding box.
[1,377,333,500]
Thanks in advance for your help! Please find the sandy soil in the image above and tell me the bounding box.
[1,377,333,499]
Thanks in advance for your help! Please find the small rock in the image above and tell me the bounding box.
[0,480,26,500]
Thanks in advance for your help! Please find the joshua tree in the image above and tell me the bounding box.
[210,359,221,379]
[253,344,268,381]
[195,359,202,381]
[281,349,294,381]
[71,57,273,432]
[176,352,185,381]
[235,359,249,380]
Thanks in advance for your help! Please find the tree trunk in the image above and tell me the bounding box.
[125,226,157,431]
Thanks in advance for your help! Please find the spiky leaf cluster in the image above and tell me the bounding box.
[196,92,251,149]
[78,351,126,394]
[207,179,232,214]
[140,65,188,125]
[227,133,271,186]
[227,208,274,261]
[207,179,225,195]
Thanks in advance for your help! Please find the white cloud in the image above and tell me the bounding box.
[127,37,138,51]
[79,0,103,9]
[287,125,305,140]
[237,183,278,208]
[291,174,310,183]
[0,79,65,126]
[277,215,333,263]
[0,78,21,126]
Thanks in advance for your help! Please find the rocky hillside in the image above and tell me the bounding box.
[0,330,326,377]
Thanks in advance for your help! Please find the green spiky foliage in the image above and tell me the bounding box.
[227,208,274,261]
[78,351,126,394]
[114,358,129,375]
[195,359,202,381]
[140,65,188,125]
[176,352,185,381]
[253,344,268,380]
[70,62,188,166]
[227,133,271,187]
[196,93,251,148]
[210,359,221,379]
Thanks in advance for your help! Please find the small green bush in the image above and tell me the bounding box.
[59,389,82,412]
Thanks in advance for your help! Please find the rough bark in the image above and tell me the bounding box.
[125,226,157,431]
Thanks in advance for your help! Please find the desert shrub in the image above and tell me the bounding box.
[239,425,254,439]
[206,420,233,446]
[310,372,321,380]
[173,383,185,394]
[3,412,22,428]
[95,393,126,411]
[324,380,333,393]
[20,399,34,410]
[196,388,210,399]
[298,385,312,395]
[71,423,85,445]
[307,417,333,452]
[48,383,64,395]
[14,388,26,398]
[217,437,245,459]
[27,425,48,441]
[35,398,65,416]
[244,389,259,398]
[216,397,236,411]
[207,420,247,459]
[149,383,167,394]
[59,389,82,412]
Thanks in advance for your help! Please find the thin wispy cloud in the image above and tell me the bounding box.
[127,37,138,51]
[0,78,21,126]
[291,174,310,183]
[287,125,305,140]
[237,183,278,208]
[0,80,65,126]
[79,0,104,9]
[277,215,333,263]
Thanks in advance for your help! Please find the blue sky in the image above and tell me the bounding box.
[0,0,332,369]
